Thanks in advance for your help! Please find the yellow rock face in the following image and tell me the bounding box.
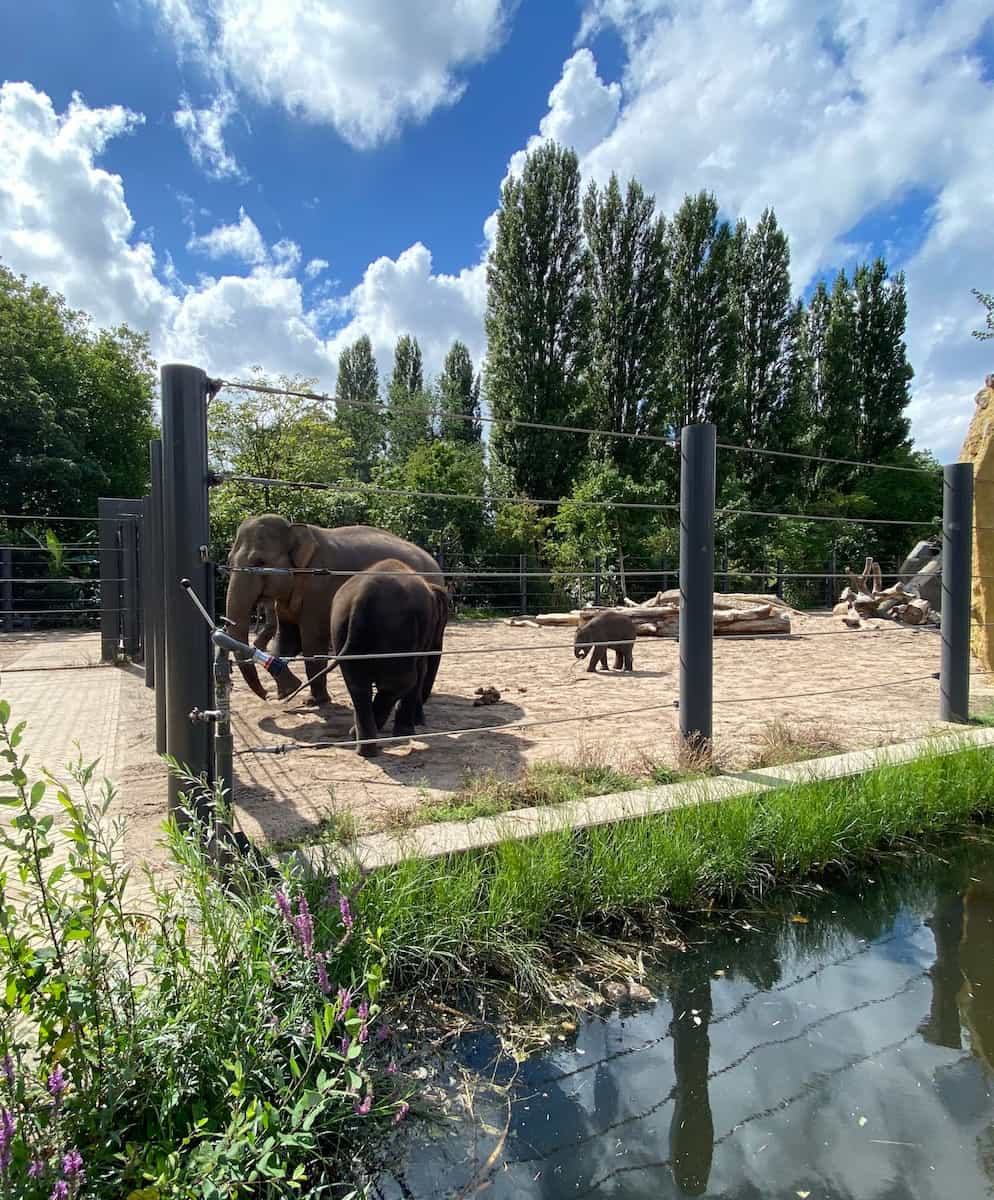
[960,374,994,672]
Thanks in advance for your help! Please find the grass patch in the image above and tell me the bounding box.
[415,759,672,825]
[350,742,994,996]
[749,719,848,767]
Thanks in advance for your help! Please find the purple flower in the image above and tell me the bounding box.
[315,954,331,995]
[357,1000,369,1021]
[275,890,292,920]
[1,1107,15,1167]
[295,896,314,957]
[339,895,353,930]
[375,1022,390,1043]
[29,1160,45,1179]
[47,1066,66,1100]
[50,1181,69,1200]
[60,1150,83,1179]
[394,1101,410,1124]
[337,987,353,1016]
[354,1094,372,1116]
[386,1060,397,1075]
[1,1055,13,1087]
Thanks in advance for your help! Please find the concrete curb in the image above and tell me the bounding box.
[286,726,994,877]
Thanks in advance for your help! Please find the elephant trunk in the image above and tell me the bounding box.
[225,569,269,700]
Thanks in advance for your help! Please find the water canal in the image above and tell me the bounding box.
[379,831,994,1198]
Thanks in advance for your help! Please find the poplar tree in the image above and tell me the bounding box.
[386,334,431,462]
[484,141,591,501]
[582,173,669,475]
[335,334,381,479]
[437,340,481,443]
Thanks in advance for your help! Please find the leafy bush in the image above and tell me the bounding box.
[0,700,409,1198]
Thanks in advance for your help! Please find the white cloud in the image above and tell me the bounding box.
[148,0,516,148]
[305,257,330,279]
[325,242,487,379]
[0,83,333,387]
[174,91,244,180]
[0,82,177,336]
[187,207,267,264]
[498,0,994,460]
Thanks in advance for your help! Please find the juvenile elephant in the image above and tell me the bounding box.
[574,611,636,673]
[327,559,449,756]
[225,516,443,705]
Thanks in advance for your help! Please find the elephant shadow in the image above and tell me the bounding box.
[253,689,531,798]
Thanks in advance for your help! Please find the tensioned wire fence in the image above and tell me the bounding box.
[149,367,965,778]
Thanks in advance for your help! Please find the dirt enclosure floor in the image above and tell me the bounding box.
[2,614,992,865]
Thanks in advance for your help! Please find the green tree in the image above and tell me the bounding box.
[335,335,382,480]
[851,260,913,464]
[208,369,366,557]
[972,289,994,340]
[485,141,592,501]
[582,173,669,476]
[437,340,481,443]
[660,191,736,432]
[0,265,156,522]
[369,439,487,562]
[386,334,431,462]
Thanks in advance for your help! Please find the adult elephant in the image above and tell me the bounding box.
[225,515,443,705]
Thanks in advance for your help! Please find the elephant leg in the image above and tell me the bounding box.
[300,612,332,706]
[393,689,419,738]
[344,673,380,757]
[624,648,634,672]
[372,688,399,731]
[613,649,624,670]
[587,648,599,673]
[271,616,303,700]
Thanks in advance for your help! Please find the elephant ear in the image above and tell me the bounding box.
[289,523,318,569]
[283,523,318,623]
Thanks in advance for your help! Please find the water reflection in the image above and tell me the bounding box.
[377,837,994,1199]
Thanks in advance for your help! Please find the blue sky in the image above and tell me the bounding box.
[1,1,992,461]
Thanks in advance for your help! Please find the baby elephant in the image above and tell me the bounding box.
[330,558,449,756]
[574,610,636,673]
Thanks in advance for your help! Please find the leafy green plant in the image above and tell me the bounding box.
[0,699,410,1198]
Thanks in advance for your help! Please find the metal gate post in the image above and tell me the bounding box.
[98,499,122,661]
[0,547,12,633]
[161,365,213,819]
[679,424,716,756]
[940,461,974,723]
[121,511,140,659]
[150,440,167,752]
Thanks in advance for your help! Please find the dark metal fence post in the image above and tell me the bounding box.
[98,499,121,661]
[594,556,602,607]
[121,512,140,659]
[142,497,154,687]
[679,424,716,755]
[940,461,973,723]
[721,548,729,594]
[519,553,528,615]
[149,441,167,752]
[161,365,213,819]
[0,547,12,633]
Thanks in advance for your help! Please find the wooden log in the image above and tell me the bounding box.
[899,597,931,625]
[534,611,583,626]
[833,601,851,616]
[577,605,677,625]
[715,614,791,636]
[713,604,773,623]
[507,618,541,628]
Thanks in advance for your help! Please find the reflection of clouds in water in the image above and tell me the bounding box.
[376,851,994,1200]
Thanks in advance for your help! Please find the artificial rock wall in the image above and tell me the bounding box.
[959,373,994,673]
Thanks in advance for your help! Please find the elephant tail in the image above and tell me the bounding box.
[279,644,345,704]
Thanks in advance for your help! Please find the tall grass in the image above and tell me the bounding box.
[352,744,994,993]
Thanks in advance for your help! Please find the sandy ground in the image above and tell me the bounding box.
[4,616,992,866]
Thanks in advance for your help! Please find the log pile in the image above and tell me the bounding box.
[833,557,940,629]
[508,590,792,637]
